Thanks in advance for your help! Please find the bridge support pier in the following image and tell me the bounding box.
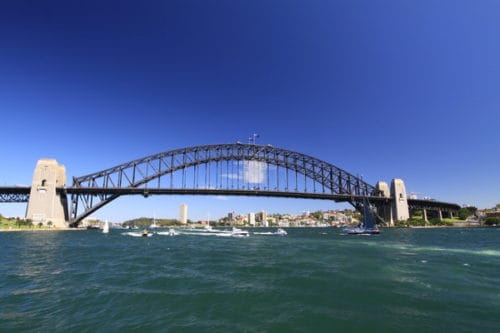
[438,210,443,221]
[391,178,409,222]
[422,209,428,223]
[25,159,69,228]
[376,181,393,226]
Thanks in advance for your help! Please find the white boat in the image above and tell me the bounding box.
[150,219,159,229]
[254,228,287,236]
[211,227,249,238]
[122,231,152,237]
[157,228,178,236]
[276,228,287,236]
[230,227,250,237]
[102,221,109,234]
[122,229,154,237]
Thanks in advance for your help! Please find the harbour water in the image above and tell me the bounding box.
[1,227,499,332]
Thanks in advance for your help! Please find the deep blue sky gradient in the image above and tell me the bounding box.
[1,0,499,221]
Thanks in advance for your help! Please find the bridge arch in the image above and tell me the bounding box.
[69,143,381,225]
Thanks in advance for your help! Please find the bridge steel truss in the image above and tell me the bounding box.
[69,143,383,225]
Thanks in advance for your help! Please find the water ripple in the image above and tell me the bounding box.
[1,228,499,332]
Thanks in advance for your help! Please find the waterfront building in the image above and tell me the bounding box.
[248,212,256,226]
[256,210,267,224]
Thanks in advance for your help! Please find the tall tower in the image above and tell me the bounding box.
[248,212,256,226]
[260,210,269,227]
[391,178,409,221]
[179,203,188,224]
[26,159,69,228]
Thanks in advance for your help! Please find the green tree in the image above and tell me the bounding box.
[458,208,470,220]
[458,206,478,220]
[310,211,323,220]
[47,221,53,228]
[412,210,423,218]
[484,217,500,226]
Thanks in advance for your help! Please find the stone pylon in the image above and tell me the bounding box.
[391,178,409,222]
[26,159,69,228]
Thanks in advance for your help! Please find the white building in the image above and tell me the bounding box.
[179,203,188,224]
[248,212,256,226]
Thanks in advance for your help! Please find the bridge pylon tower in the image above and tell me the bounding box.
[25,159,69,227]
[391,178,410,221]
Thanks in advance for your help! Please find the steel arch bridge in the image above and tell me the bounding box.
[68,143,385,225]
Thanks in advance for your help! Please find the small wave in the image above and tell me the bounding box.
[178,232,221,236]
[0,312,29,320]
[11,288,50,296]
[367,242,500,258]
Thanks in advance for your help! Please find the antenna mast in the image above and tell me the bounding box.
[248,133,259,144]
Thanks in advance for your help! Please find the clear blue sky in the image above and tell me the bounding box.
[1,0,499,221]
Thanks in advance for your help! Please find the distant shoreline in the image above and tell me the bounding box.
[0,228,84,232]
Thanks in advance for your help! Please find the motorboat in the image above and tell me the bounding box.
[122,230,153,237]
[157,228,178,236]
[254,228,287,236]
[229,227,250,237]
[276,228,287,236]
[214,227,250,238]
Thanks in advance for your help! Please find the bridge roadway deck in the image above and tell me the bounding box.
[0,186,460,211]
[0,186,31,202]
[66,187,391,203]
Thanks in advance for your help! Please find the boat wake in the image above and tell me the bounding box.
[253,228,288,236]
[122,232,153,237]
[120,227,289,239]
[156,229,178,236]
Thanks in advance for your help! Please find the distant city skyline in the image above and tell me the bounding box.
[1,0,499,221]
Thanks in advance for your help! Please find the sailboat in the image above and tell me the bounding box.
[344,199,380,235]
[102,220,110,234]
[150,215,159,229]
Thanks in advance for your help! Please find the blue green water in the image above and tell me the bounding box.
[1,228,499,332]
